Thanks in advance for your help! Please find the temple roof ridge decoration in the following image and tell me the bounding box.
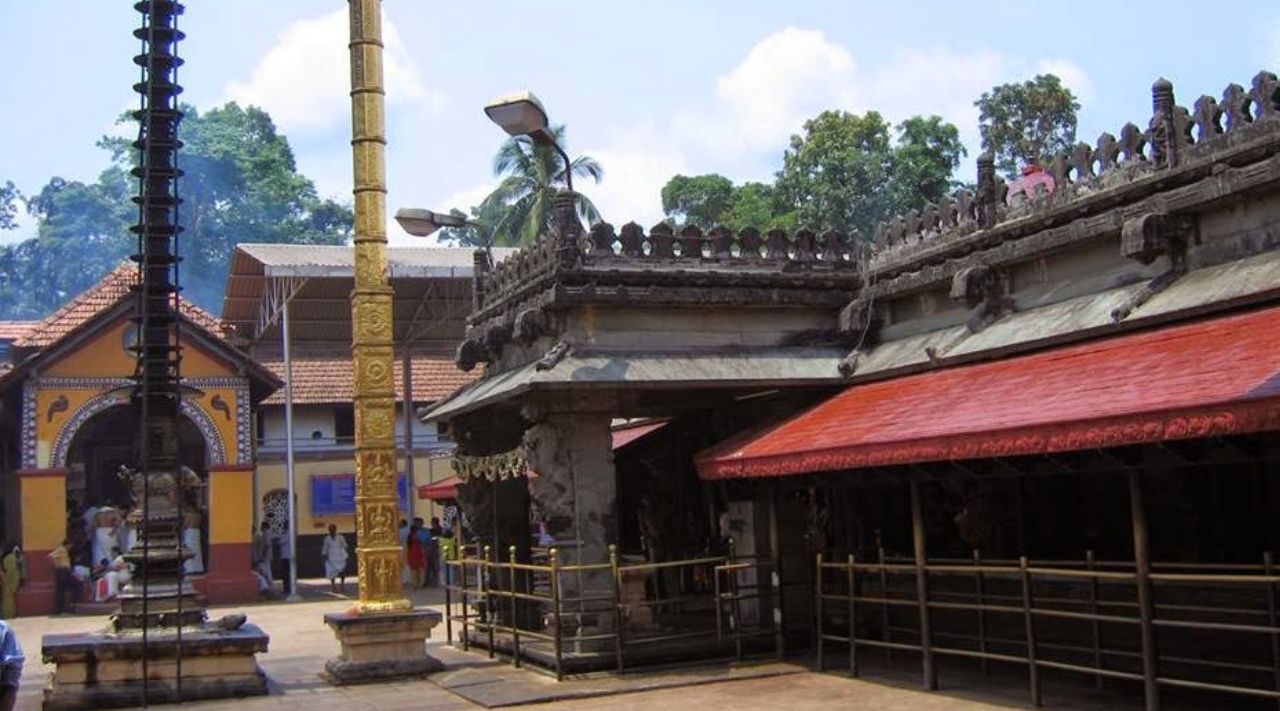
[869,69,1280,279]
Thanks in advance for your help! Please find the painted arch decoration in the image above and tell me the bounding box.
[49,388,228,468]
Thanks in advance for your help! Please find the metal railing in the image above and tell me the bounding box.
[815,549,1280,707]
[443,541,784,680]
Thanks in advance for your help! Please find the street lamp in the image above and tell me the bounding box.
[484,90,574,193]
[394,208,469,238]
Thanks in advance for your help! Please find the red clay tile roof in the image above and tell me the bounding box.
[0,321,37,340]
[697,304,1280,479]
[261,355,478,405]
[13,263,228,349]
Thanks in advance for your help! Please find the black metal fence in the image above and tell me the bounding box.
[816,549,1280,707]
[443,542,784,679]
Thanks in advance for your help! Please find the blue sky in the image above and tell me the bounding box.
[2,1,1278,246]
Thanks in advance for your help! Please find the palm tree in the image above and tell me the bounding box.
[485,125,602,246]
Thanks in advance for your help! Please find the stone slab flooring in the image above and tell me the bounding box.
[4,579,1256,710]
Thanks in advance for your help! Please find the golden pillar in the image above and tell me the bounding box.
[348,0,410,614]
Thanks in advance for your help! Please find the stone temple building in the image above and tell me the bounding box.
[423,71,1280,707]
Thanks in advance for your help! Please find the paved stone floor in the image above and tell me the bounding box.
[1,579,1228,710]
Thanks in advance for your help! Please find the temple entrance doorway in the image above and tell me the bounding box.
[64,404,210,573]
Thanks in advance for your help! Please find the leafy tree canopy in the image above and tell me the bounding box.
[659,175,795,231]
[0,102,352,319]
[0,181,20,231]
[774,110,966,237]
[976,74,1080,178]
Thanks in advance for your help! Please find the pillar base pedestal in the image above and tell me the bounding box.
[322,609,442,685]
[41,624,270,711]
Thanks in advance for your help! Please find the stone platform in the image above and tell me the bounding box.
[322,609,443,685]
[41,624,269,710]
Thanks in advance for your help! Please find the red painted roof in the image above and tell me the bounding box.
[12,263,228,348]
[698,306,1280,479]
[418,475,461,501]
[260,355,479,405]
[0,321,37,340]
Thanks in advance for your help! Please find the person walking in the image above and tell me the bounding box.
[251,522,273,595]
[48,540,74,615]
[321,524,349,594]
[398,519,410,585]
[273,529,293,597]
[0,545,22,619]
[0,619,23,711]
[406,522,426,589]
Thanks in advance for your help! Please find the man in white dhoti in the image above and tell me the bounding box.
[321,524,349,594]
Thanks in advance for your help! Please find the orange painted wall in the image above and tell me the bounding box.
[45,319,234,377]
[209,468,254,544]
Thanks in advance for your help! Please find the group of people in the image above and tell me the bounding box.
[401,517,454,588]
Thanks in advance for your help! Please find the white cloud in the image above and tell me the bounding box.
[222,8,444,137]
[584,125,690,228]
[631,28,1096,219]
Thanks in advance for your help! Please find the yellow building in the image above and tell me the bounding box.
[0,264,281,614]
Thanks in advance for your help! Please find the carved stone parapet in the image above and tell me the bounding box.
[514,307,550,344]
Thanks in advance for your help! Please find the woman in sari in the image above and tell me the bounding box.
[0,545,22,619]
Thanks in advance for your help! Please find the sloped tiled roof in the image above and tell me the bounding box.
[0,321,37,340]
[13,263,228,349]
[261,355,477,405]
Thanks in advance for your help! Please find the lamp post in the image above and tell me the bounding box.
[484,91,574,193]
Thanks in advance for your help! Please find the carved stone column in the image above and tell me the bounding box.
[522,413,618,634]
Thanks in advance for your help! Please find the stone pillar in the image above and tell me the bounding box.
[16,467,66,616]
[201,464,258,604]
[523,413,617,633]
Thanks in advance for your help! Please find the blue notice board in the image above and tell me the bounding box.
[311,473,409,516]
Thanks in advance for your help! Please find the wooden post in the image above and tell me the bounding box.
[1087,549,1104,690]
[509,545,521,668]
[910,479,937,691]
[1020,556,1042,707]
[815,551,825,671]
[728,538,742,662]
[445,552,453,645]
[848,553,858,677]
[610,544,624,673]
[550,548,563,681]
[770,481,785,660]
[1264,551,1280,711]
[460,547,470,652]
[973,549,988,676]
[1129,469,1159,711]
[483,545,495,658]
[878,545,893,666]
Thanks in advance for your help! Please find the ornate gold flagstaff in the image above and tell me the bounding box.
[348,0,410,614]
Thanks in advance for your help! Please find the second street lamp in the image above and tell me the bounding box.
[484,90,574,193]
[393,208,469,238]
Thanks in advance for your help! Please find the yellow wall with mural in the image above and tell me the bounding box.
[34,316,247,468]
[46,319,235,378]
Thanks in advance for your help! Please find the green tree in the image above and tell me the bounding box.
[484,125,602,246]
[0,102,354,317]
[976,74,1080,177]
[659,175,794,231]
[890,116,967,213]
[660,174,735,229]
[0,181,21,230]
[774,110,965,237]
